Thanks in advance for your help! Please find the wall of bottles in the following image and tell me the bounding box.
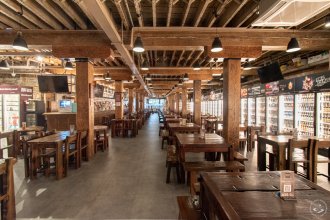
[279,95,294,133]
[241,98,248,124]
[256,97,265,126]
[317,92,330,138]
[248,98,256,125]
[266,96,278,132]
[295,93,315,136]
[201,100,223,119]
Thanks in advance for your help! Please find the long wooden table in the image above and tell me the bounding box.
[200,171,330,220]
[168,123,200,136]
[27,131,72,180]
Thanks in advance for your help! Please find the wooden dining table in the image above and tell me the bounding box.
[27,131,72,180]
[168,123,200,136]
[200,171,330,220]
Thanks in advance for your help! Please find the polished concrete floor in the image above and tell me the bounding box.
[14,113,330,219]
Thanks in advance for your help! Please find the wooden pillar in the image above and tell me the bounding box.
[182,86,187,118]
[136,92,140,113]
[139,93,144,112]
[223,58,241,150]
[115,80,124,119]
[175,92,180,114]
[193,80,202,125]
[128,88,133,114]
[76,61,94,158]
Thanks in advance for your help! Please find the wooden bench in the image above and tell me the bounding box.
[183,161,245,194]
[177,196,201,220]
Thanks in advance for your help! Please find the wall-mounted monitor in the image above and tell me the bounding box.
[257,62,284,84]
[38,75,69,93]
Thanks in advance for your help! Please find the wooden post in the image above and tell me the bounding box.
[175,92,180,114]
[128,88,133,114]
[182,86,187,118]
[223,58,241,150]
[136,92,140,113]
[115,80,124,119]
[193,80,202,125]
[76,61,95,158]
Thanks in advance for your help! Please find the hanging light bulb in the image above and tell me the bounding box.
[325,16,330,28]
[243,59,252,70]
[104,71,111,80]
[12,31,28,51]
[193,63,201,71]
[286,37,301,53]
[0,60,10,70]
[133,36,145,53]
[178,79,183,86]
[141,60,149,70]
[183,73,189,81]
[145,73,152,80]
[64,60,74,70]
[211,37,223,52]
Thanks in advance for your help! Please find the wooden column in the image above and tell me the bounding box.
[76,61,95,158]
[193,80,201,125]
[182,86,187,118]
[115,80,124,119]
[223,58,241,150]
[175,92,180,114]
[136,92,140,113]
[171,94,175,113]
[128,88,133,114]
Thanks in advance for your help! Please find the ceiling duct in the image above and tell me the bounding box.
[252,0,330,27]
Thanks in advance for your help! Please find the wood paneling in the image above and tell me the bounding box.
[44,113,76,131]
[76,61,95,158]
[193,80,201,125]
[223,59,241,150]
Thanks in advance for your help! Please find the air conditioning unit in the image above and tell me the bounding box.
[252,0,330,27]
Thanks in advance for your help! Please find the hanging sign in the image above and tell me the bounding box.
[278,79,295,94]
[265,81,279,95]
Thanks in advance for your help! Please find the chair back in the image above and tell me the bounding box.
[287,138,313,171]
[0,131,15,158]
[65,134,78,154]
[78,130,88,149]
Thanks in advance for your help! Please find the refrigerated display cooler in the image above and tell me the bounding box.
[295,93,315,137]
[266,96,278,132]
[247,97,256,125]
[25,100,46,127]
[278,95,294,133]
[241,98,248,124]
[316,92,330,138]
[256,97,266,126]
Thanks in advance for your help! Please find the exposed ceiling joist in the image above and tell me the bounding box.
[207,0,231,27]
[133,0,144,27]
[181,0,195,26]
[113,0,130,30]
[220,0,249,27]
[194,0,213,27]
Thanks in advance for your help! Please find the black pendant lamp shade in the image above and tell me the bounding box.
[141,61,149,70]
[325,16,330,28]
[104,71,111,80]
[286,37,301,53]
[0,60,10,70]
[178,79,183,86]
[193,63,201,70]
[64,61,74,70]
[145,74,152,80]
[133,36,145,53]
[211,37,223,53]
[183,73,189,81]
[12,31,28,51]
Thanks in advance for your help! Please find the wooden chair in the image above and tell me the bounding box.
[0,131,17,159]
[287,138,313,180]
[94,129,109,152]
[123,120,134,137]
[177,196,201,220]
[64,134,80,176]
[311,139,330,183]
[0,158,16,220]
[166,145,180,183]
[247,125,265,152]
[161,129,170,149]
[78,131,88,167]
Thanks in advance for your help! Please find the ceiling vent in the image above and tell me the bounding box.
[252,0,330,27]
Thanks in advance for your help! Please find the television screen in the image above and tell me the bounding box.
[53,76,69,93]
[38,76,55,93]
[257,62,284,84]
[59,100,71,108]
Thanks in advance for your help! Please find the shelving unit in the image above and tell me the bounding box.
[266,96,278,132]
[240,98,247,124]
[248,97,256,125]
[296,93,315,137]
[279,95,294,133]
[317,92,330,138]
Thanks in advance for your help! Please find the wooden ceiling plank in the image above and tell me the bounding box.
[133,0,144,27]
[176,50,185,67]
[183,51,194,66]
[298,8,330,29]
[0,3,38,29]
[194,0,213,27]
[166,0,173,27]
[152,0,159,27]
[112,57,121,66]
[37,0,75,29]
[0,13,23,29]
[17,0,63,29]
[53,0,88,30]
[207,0,231,27]
[189,50,203,67]
[76,0,102,29]
[170,50,176,66]
[2,0,50,29]
[220,0,249,27]
[231,1,258,27]
[181,0,195,26]
[113,0,130,30]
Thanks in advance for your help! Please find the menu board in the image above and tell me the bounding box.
[94,84,114,99]
[278,79,295,93]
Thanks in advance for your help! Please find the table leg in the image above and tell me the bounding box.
[30,144,38,179]
[56,142,64,180]
[278,144,286,170]
[257,141,266,171]
[179,147,185,184]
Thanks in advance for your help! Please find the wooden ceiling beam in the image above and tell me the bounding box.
[0,3,38,29]
[194,0,213,27]
[113,0,130,30]
[76,0,102,29]
[220,0,249,27]
[152,0,159,27]
[183,51,194,66]
[37,0,75,30]
[166,0,174,27]
[133,0,144,27]
[53,0,88,30]
[207,46,262,58]
[176,50,185,67]
[17,0,63,29]
[170,51,176,66]
[207,0,231,27]
[52,45,113,58]
[2,0,50,29]
[298,8,330,29]
[0,13,23,30]
[189,50,204,67]
[230,1,258,27]
[181,0,195,26]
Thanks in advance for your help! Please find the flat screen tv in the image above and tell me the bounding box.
[37,76,69,93]
[257,62,284,84]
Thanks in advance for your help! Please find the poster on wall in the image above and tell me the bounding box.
[265,81,279,95]
[94,84,104,97]
[294,71,330,92]
[278,79,294,93]
[241,88,248,97]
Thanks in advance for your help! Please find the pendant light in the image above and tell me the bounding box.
[193,63,201,71]
[141,60,149,70]
[104,71,111,80]
[178,79,183,86]
[325,16,330,28]
[243,59,252,70]
[133,36,145,53]
[64,60,74,70]
[145,73,152,80]
[0,60,10,70]
[12,31,28,51]
[211,37,223,52]
[286,37,301,53]
[183,73,189,81]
